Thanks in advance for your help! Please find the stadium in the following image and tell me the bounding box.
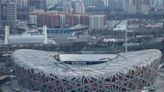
[12,49,162,92]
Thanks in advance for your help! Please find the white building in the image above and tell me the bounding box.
[89,15,106,30]
[83,0,94,6]
[102,0,111,7]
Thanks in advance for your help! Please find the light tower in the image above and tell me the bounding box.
[43,25,48,44]
[125,20,128,53]
[4,26,9,44]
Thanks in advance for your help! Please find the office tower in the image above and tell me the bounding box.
[83,0,94,6]
[102,0,111,7]
[127,0,137,14]
[31,13,66,28]
[17,0,28,9]
[27,0,47,10]
[75,0,85,14]
[64,4,72,14]
[0,0,1,20]
[110,0,124,12]
[150,0,164,7]
[1,2,7,20]
[83,0,103,7]
[7,0,17,24]
[93,0,103,7]
[127,0,150,14]
[30,12,90,28]
[46,0,59,8]
[63,0,72,14]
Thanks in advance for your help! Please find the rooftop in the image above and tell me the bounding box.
[12,49,161,77]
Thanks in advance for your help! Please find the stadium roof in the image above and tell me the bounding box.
[12,49,161,77]
[8,33,45,44]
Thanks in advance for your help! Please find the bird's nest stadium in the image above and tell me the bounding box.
[12,49,162,92]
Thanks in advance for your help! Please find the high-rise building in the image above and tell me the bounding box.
[129,0,149,10]
[31,13,67,28]
[75,0,85,14]
[46,13,66,28]
[78,14,89,25]
[83,0,94,6]
[0,0,2,20]
[64,4,72,14]
[127,0,137,14]
[92,0,103,7]
[36,13,46,26]
[17,0,28,9]
[46,0,59,9]
[7,0,17,25]
[27,0,47,10]
[1,2,7,20]
[89,15,106,30]
[121,0,129,13]
[102,0,111,7]
[149,0,164,13]
[30,12,90,28]
[127,0,150,14]
[66,14,89,26]
[63,0,72,14]
[83,0,103,7]
[111,0,124,11]
[16,0,29,20]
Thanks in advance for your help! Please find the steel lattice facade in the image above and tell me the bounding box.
[12,49,162,92]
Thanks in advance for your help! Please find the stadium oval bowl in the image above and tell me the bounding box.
[12,49,162,92]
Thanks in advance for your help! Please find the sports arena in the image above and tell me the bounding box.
[12,49,162,92]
